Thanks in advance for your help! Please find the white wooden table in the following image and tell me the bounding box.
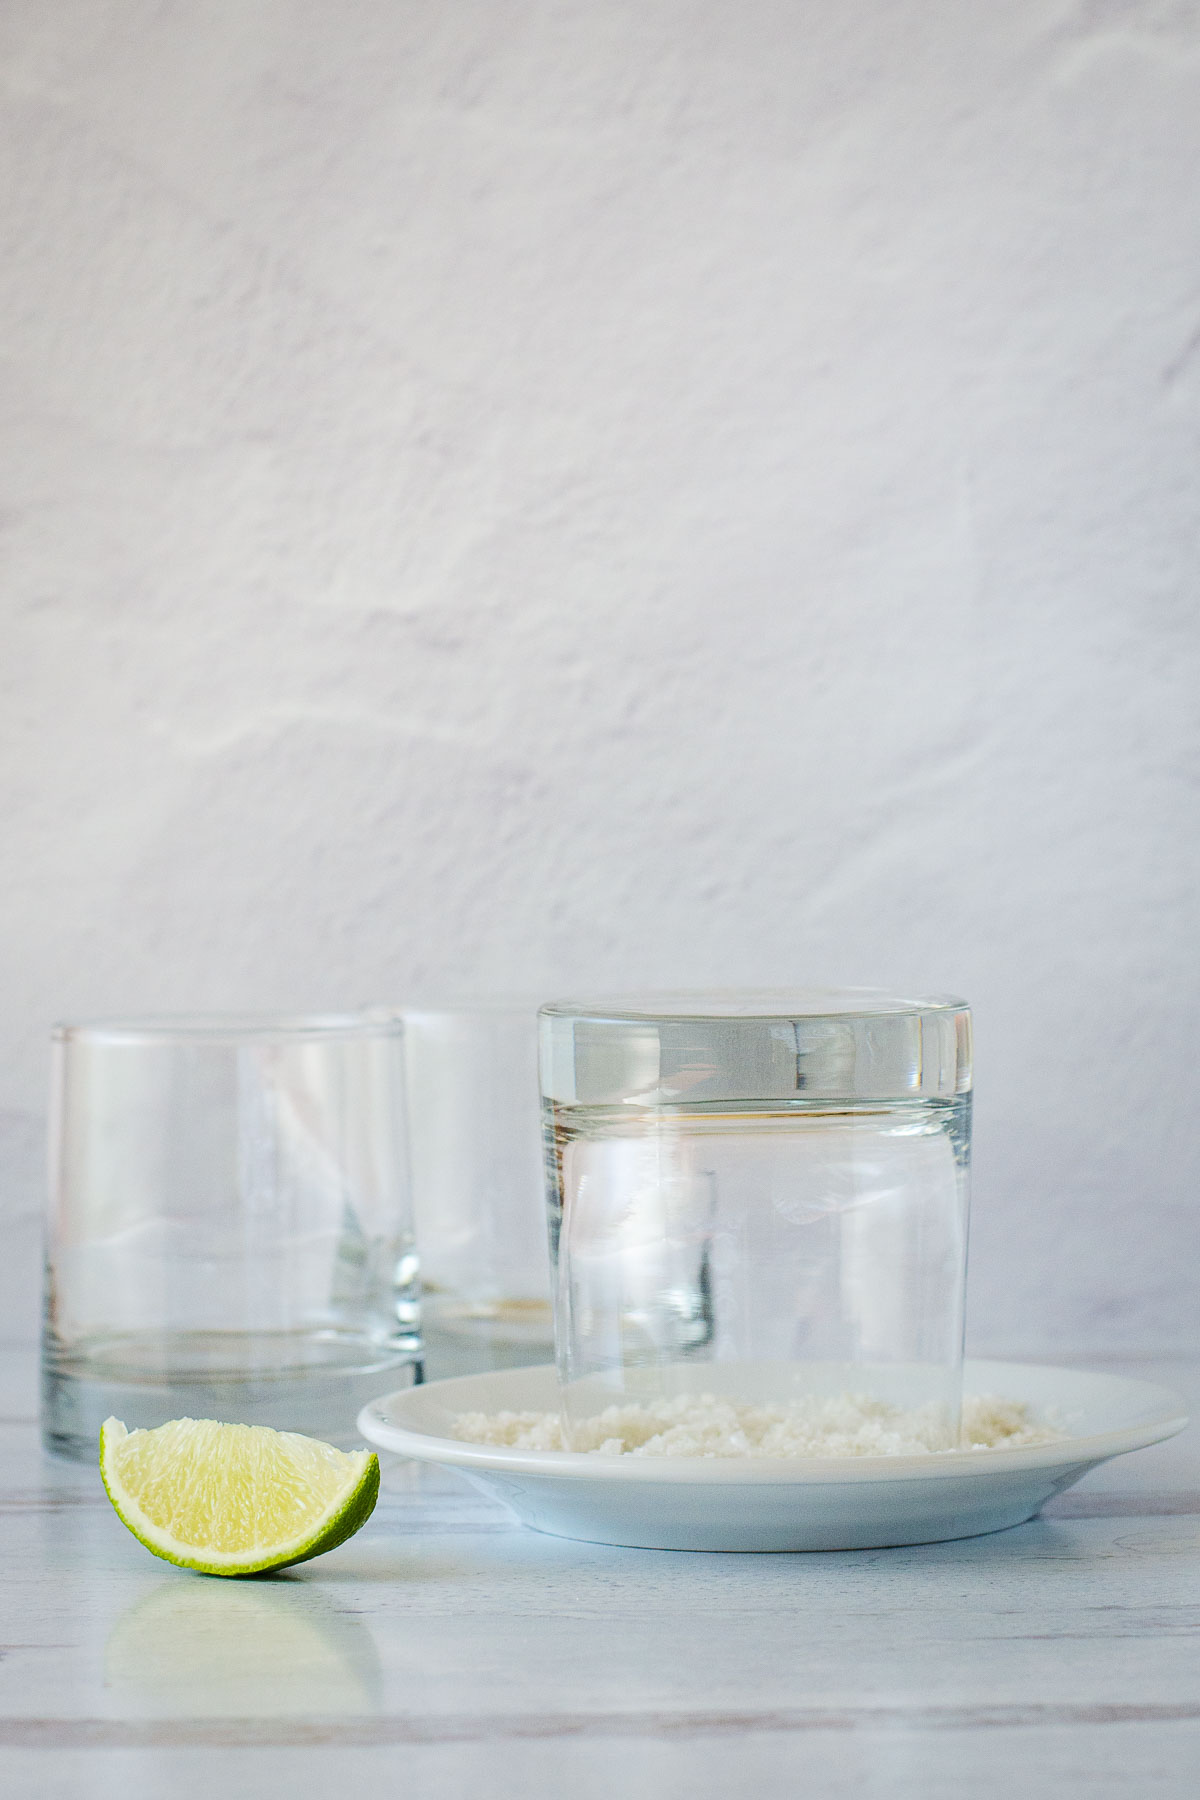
[2,1347,1196,1798]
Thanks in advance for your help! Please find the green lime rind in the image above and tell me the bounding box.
[99,1419,380,1579]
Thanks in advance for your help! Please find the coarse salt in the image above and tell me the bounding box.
[451,1392,1063,1459]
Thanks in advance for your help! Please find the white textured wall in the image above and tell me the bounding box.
[2,1,1198,1351]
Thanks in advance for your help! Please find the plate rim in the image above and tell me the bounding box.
[357,1359,1189,1488]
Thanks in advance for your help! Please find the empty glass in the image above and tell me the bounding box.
[540,991,972,1448]
[403,1005,552,1379]
[42,1012,420,1459]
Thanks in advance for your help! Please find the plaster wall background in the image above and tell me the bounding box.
[1,1,1197,1351]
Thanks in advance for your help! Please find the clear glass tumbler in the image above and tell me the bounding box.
[540,991,972,1448]
[42,1012,421,1459]
[403,1005,552,1379]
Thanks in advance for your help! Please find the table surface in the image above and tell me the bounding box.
[3,1347,1198,1799]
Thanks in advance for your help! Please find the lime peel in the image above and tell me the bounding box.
[99,1416,380,1577]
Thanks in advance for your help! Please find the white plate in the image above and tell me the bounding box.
[358,1361,1188,1552]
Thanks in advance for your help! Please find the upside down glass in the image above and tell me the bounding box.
[42,1013,421,1460]
[540,991,972,1448]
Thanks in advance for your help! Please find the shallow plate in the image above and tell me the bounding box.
[358,1361,1187,1552]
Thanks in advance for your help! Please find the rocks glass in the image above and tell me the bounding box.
[42,1012,420,1459]
[540,991,972,1448]
[403,1005,553,1379]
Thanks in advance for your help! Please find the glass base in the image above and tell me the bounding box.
[420,1296,554,1382]
[41,1328,423,1461]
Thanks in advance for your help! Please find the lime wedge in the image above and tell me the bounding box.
[99,1416,380,1577]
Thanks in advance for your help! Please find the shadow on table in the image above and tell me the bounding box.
[104,1575,384,1716]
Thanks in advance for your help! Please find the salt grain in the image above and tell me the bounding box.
[451,1392,1063,1458]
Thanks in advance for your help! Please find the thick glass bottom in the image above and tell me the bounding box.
[41,1328,423,1461]
[420,1294,554,1380]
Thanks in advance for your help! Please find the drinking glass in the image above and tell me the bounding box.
[540,990,972,1447]
[42,1012,420,1459]
[403,1005,552,1379]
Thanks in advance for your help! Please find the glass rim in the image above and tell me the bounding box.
[51,1009,405,1046]
[400,996,547,1018]
[538,987,969,1024]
